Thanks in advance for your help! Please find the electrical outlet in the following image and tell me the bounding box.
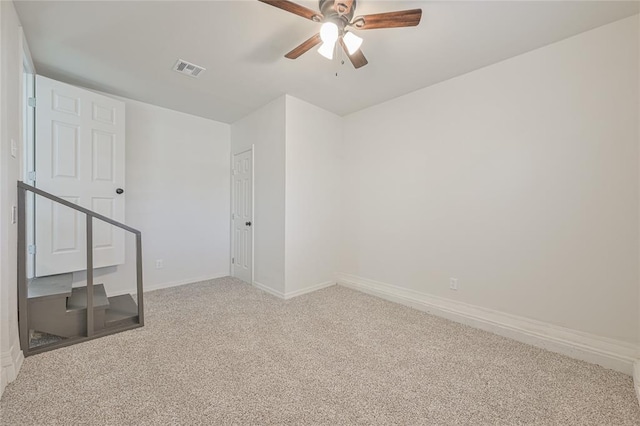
[155,259,164,269]
[10,139,17,158]
[449,278,458,291]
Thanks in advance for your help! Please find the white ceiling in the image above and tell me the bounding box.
[15,1,639,123]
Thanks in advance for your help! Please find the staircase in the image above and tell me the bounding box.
[18,181,144,356]
[28,273,139,341]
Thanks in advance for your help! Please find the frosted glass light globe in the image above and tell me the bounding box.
[320,22,339,44]
[343,31,363,55]
[317,42,335,60]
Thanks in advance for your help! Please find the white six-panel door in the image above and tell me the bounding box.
[35,75,125,276]
[232,149,253,284]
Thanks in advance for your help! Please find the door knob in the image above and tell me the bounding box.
[116,188,124,194]
[245,221,252,226]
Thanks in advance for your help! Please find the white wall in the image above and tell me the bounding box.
[231,96,286,295]
[341,16,639,345]
[0,0,25,397]
[68,97,231,295]
[633,13,640,402]
[122,99,231,292]
[285,95,341,296]
[637,12,640,401]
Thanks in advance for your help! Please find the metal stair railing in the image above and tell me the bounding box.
[17,181,144,355]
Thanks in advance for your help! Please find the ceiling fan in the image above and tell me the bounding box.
[258,0,422,69]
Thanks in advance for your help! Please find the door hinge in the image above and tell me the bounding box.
[28,245,36,255]
[28,171,36,181]
[28,97,36,108]
[232,257,235,264]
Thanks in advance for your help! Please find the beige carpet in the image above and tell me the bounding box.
[1,277,639,425]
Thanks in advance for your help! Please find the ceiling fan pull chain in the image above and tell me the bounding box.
[336,43,345,77]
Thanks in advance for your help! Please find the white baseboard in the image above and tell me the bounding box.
[143,273,230,293]
[634,361,640,404]
[284,281,336,299]
[1,332,24,398]
[337,273,638,375]
[253,280,336,300]
[0,368,6,398]
[253,281,286,299]
[110,273,230,297]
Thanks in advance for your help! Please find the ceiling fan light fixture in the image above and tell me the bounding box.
[319,21,339,44]
[258,0,423,69]
[343,31,363,55]
[317,41,335,60]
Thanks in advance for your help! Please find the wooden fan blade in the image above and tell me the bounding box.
[285,33,322,59]
[352,9,422,30]
[258,0,323,22]
[339,38,368,69]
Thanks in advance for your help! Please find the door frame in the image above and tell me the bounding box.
[230,146,254,284]
[21,28,36,279]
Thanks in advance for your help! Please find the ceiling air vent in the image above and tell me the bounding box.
[173,59,206,78]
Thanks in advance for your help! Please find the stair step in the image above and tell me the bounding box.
[28,273,73,301]
[105,294,138,327]
[66,284,110,312]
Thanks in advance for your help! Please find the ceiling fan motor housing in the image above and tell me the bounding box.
[319,0,356,30]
